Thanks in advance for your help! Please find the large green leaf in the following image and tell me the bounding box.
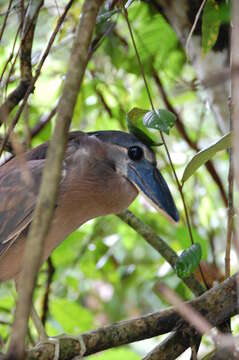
[202,0,220,54]
[182,132,232,184]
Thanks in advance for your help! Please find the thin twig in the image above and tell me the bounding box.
[185,0,207,57]
[0,0,14,42]
[0,22,21,85]
[122,4,208,289]
[225,100,234,277]
[231,1,239,257]
[19,0,42,82]
[0,0,72,155]
[0,0,42,124]
[225,6,238,277]
[41,258,55,326]
[31,104,58,138]
[152,68,227,207]
[143,329,200,360]
[156,282,215,339]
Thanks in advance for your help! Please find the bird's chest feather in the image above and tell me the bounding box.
[42,169,138,260]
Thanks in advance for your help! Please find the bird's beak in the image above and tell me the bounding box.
[127,160,179,222]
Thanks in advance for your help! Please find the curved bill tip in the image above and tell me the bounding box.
[152,167,179,222]
[128,161,179,223]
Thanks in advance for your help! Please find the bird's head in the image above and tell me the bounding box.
[87,131,179,222]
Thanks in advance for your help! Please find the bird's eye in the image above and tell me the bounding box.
[128,146,143,161]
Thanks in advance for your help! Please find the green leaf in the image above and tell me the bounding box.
[175,243,202,279]
[182,132,232,184]
[202,0,221,54]
[127,107,161,146]
[143,109,176,135]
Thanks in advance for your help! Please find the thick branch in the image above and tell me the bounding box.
[13,272,239,360]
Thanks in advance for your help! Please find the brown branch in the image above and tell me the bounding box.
[225,99,234,277]
[95,86,113,117]
[118,210,205,296]
[19,0,42,82]
[0,1,43,124]
[143,328,200,360]
[31,104,58,138]
[41,258,55,326]
[231,1,239,242]
[0,0,14,42]
[6,0,104,359]
[152,68,228,206]
[5,272,237,360]
[0,0,73,156]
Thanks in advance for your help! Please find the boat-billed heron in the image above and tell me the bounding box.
[0,130,178,282]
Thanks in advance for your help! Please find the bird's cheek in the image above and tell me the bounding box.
[116,177,138,211]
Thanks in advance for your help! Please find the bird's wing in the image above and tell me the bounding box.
[0,159,45,257]
[0,131,85,257]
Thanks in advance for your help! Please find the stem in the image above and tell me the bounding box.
[225,107,234,277]
[225,142,234,278]
[122,3,208,289]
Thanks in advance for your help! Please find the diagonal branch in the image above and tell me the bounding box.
[6,0,104,359]
[0,0,43,125]
[0,0,14,42]
[9,272,238,360]
[118,210,205,296]
[0,0,74,156]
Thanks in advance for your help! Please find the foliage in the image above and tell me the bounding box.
[0,0,233,359]
[143,109,176,135]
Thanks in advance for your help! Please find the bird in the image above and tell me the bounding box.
[0,130,179,340]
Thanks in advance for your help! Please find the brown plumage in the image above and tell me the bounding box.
[0,130,178,282]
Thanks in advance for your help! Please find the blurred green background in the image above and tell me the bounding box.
[0,1,236,359]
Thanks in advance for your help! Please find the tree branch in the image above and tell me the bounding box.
[6,0,104,358]
[0,0,43,124]
[0,0,73,155]
[118,210,205,296]
[9,272,238,360]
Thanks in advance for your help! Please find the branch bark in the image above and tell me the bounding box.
[6,0,104,358]
[0,0,74,155]
[232,1,239,189]
[0,0,43,124]
[118,210,205,296]
[9,272,238,360]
